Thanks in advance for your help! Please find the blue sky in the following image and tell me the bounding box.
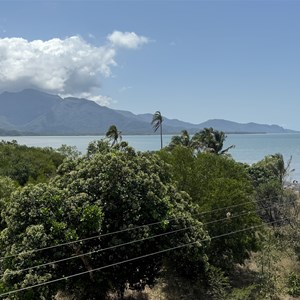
[0,1,300,130]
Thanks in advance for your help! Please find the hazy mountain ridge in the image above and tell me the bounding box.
[0,89,296,135]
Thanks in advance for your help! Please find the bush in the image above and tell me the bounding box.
[287,272,300,297]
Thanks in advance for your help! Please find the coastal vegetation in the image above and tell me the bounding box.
[0,140,65,185]
[0,128,299,299]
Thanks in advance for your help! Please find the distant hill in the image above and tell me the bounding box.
[0,89,297,135]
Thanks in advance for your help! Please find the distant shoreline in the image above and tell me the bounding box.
[1,131,299,137]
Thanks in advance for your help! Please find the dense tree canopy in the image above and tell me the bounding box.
[247,153,297,224]
[0,141,65,185]
[159,146,260,269]
[0,141,208,299]
[0,134,298,299]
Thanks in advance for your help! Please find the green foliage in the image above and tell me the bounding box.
[105,125,122,147]
[0,184,104,299]
[2,138,297,299]
[159,148,260,270]
[87,139,111,156]
[287,272,300,297]
[194,127,234,155]
[0,141,208,299]
[151,111,163,133]
[205,265,230,300]
[247,153,298,224]
[255,230,281,300]
[254,180,282,223]
[227,285,260,300]
[166,127,234,155]
[0,176,18,200]
[56,144,81,159]
[247,164,275,188]
[158,146,195,193]
[250,153,293,186]
[167,130,202,153]
[0,176,18,231]
[0,140,65,185]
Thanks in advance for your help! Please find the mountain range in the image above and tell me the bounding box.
[0,89,296,135]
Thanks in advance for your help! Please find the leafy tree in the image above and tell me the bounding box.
[0,141,65,185]
[56,144,81,159]
[159,147,260,270]
[0,176,17,200]
[0,141,209,299]
[87,139,111,157]
[151,111,163,149]
[247,154,297,224]
[253,153,294,186]
[105,125,122,147]
[159,146,196,193]
[0,176,18,232]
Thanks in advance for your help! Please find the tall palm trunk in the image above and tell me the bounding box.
[160,122,163,149]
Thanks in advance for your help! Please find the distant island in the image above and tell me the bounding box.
[0,89,297,135]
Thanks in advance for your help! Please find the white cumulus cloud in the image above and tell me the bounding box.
[107,31,149,49]
[0,31,149,105]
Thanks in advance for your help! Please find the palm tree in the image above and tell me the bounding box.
[169,129,204,151]
[105,125,122,147]
[268,153,294,186]
[198,127,234,155]
[168,130,190,149]
[168,130,204,153]
[151,111,163,149]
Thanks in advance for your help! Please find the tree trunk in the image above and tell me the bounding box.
[74,247,95,282]
[160,123,163,149]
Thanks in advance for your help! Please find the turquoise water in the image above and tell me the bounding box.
[1,133,300,181]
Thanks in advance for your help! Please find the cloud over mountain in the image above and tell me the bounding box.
[0,31,148,105]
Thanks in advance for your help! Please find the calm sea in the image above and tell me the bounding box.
[1,133,300,181]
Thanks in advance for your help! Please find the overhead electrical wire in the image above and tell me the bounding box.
[0,217,286,298]
[1,202,286,277]
[1,204,268,276]
[0,197,267,261]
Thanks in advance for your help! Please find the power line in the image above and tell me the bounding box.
[2,202,285,276]
[1,205,265,276]
[0,198,261,261]
[0,218,286,298]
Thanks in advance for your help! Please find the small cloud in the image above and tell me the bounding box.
[169,41,176,46]
[107,31,149,49]
[119,86,132,93]
[83,93,113,106]
[88,33,95,39]
[62,92,113,106]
